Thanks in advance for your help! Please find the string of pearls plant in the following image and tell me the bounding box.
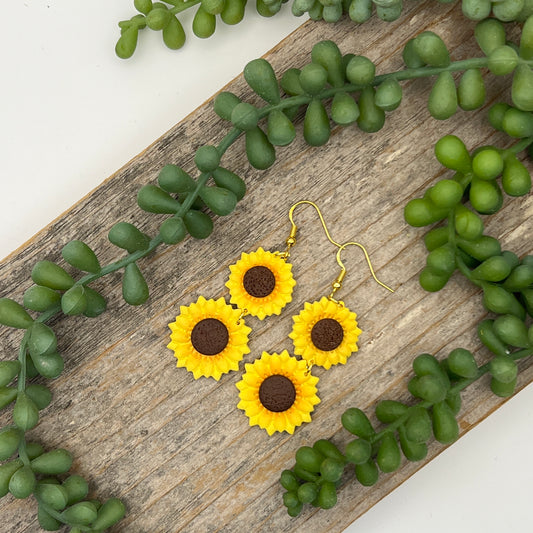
[1,6,532,531]
[115,0,533,58]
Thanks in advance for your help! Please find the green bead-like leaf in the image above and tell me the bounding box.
[13,391,39,431]
[478,319,509,357]
[195,145,221,173]
[345,438,372,464]
[512,65,533,111]
[213,91,241,121]
[280,68,304,96]
[0,298,34,329]
[243,58,280,104]
[341,408,374,439]
[192,5,216,38]
[520,15,533,59]
[160,217,187,245]
[491,376,517,397]
[38,505,62,531]
[413,31,450,67]
[0,386,18,409]
[245,127,276,169]
[9,465,36,499]
[354,459,379,486]
[26,384,52,410]
[375,400,409,423]
[428,72,457,120]
[474,18,506,56]
[199,186,238,216]
[311,40,344,88]
[458,69,486,111]
[221,0,246,24]
[0,361,20,387]
[0,427,22,461]
[376,433,401,473]
[212,168,246,200]
[31,261,75,291]
[122,263,149,306]
[30,352,64,380]
[447,348,478,378]
[231,102,259,131]
[23,286,61,312]
[357,86,385,133]
[398,426,428,462]
[61,286,87,316]
[375,78,403,111]
[61,501,99,526]
[304,99,330,146]
[83,286,107,318]
[163,15,185,50]
[331,91,360,126]
[35,482,69,511]
[408,375,447,403]
[158,165,196,193]
[31,449,73,475]
[489,355,518,384]
[295,446,323,472]
[108,222,151,253]
[405,407,432,443]
[137,185,181,214]
[115,26,139,60]
[183,210,213,239]
[0,459,23,498]
[62,240,101,273]
[267,109,296,146]
[62,475,89,505]
[317,481,337,509]
[91,498,127,529]
[28,322,57,357]
[432,401,459,444]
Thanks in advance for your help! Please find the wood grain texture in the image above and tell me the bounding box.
[1,4,532,532]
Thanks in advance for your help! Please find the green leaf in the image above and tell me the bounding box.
[0,361,21,387]
[13,391,39,431]
[0,298,34,329]
[122,263,149,306]
[61,286,88,316]
[62,241,101,274]
[31,261,75,291]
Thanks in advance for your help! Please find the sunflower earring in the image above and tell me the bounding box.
[290,240,395,370]
[236,201,394,436]
[167,296,252,380]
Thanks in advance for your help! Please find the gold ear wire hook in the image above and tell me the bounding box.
[277,200,341,259]
[329,241,395,301]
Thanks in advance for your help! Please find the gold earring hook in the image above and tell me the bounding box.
[277,200,341,259]
[329,241,395,302]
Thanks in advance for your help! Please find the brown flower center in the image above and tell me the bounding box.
[242,265,276,298]
[190,318,229,356]
[259,375,296,412]
[311,318,344,351]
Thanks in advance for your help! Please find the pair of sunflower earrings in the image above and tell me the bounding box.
[167,201,394,436]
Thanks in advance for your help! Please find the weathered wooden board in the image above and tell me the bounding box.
[1,3,532,532]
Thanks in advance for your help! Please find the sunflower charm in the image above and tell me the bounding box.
[167,296,251,380]
[236,350,320,435]
[289,296,362,370]
[225,247,296,320]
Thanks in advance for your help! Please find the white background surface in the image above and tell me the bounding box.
[1,2,532,532]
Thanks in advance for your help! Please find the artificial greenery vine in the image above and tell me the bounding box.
[1,6,533,531]
[115,0,533,59]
